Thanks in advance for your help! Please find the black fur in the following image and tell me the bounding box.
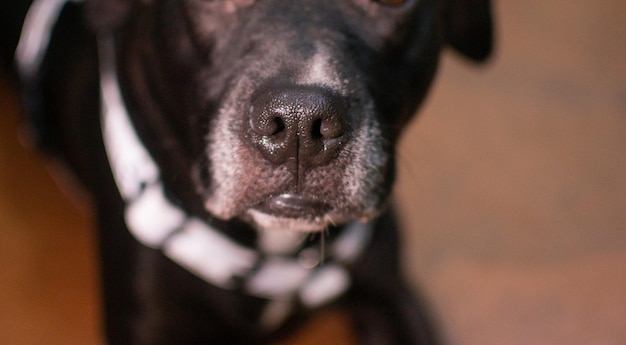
[1,1,492,344]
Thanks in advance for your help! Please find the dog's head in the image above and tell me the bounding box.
[87,0,492,232]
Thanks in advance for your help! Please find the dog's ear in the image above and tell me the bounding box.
[444,0,494,62]
[84,0,139,33]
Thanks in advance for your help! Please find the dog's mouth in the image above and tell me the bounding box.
[245,194,346,232]
[255,194,332,219]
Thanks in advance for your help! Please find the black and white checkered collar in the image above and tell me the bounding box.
[17,0,374,330]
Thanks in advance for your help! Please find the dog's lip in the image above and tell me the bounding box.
[254,194,331,219]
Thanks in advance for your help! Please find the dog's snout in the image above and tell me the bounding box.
[248,85,349,167]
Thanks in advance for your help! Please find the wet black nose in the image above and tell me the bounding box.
[248,85,349,167]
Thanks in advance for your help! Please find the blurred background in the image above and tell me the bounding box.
[1,1,625,344]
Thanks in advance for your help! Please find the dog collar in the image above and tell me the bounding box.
[15,0,84,80]
[97,36,373,328]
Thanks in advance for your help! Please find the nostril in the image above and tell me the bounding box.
[319,116,344,139]
[249,110,286,137]
[311,117,344,140]
[311,118,323,139]
[269,116,286,136]
[262,116,285,136]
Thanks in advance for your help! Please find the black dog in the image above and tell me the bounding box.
[1,0,492,344]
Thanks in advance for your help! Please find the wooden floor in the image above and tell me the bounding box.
[1,1,625,344]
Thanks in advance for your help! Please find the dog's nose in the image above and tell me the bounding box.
[248,85,349,167]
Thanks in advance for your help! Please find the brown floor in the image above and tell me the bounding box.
[1,1,625,344]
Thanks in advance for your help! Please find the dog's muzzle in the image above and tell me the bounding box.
[203,42,389,232]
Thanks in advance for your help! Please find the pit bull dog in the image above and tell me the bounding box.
[1,0,492,343]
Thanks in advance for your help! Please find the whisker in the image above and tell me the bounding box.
[320,230,326,265]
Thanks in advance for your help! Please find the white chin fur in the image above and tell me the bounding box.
[246,209,346,233]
